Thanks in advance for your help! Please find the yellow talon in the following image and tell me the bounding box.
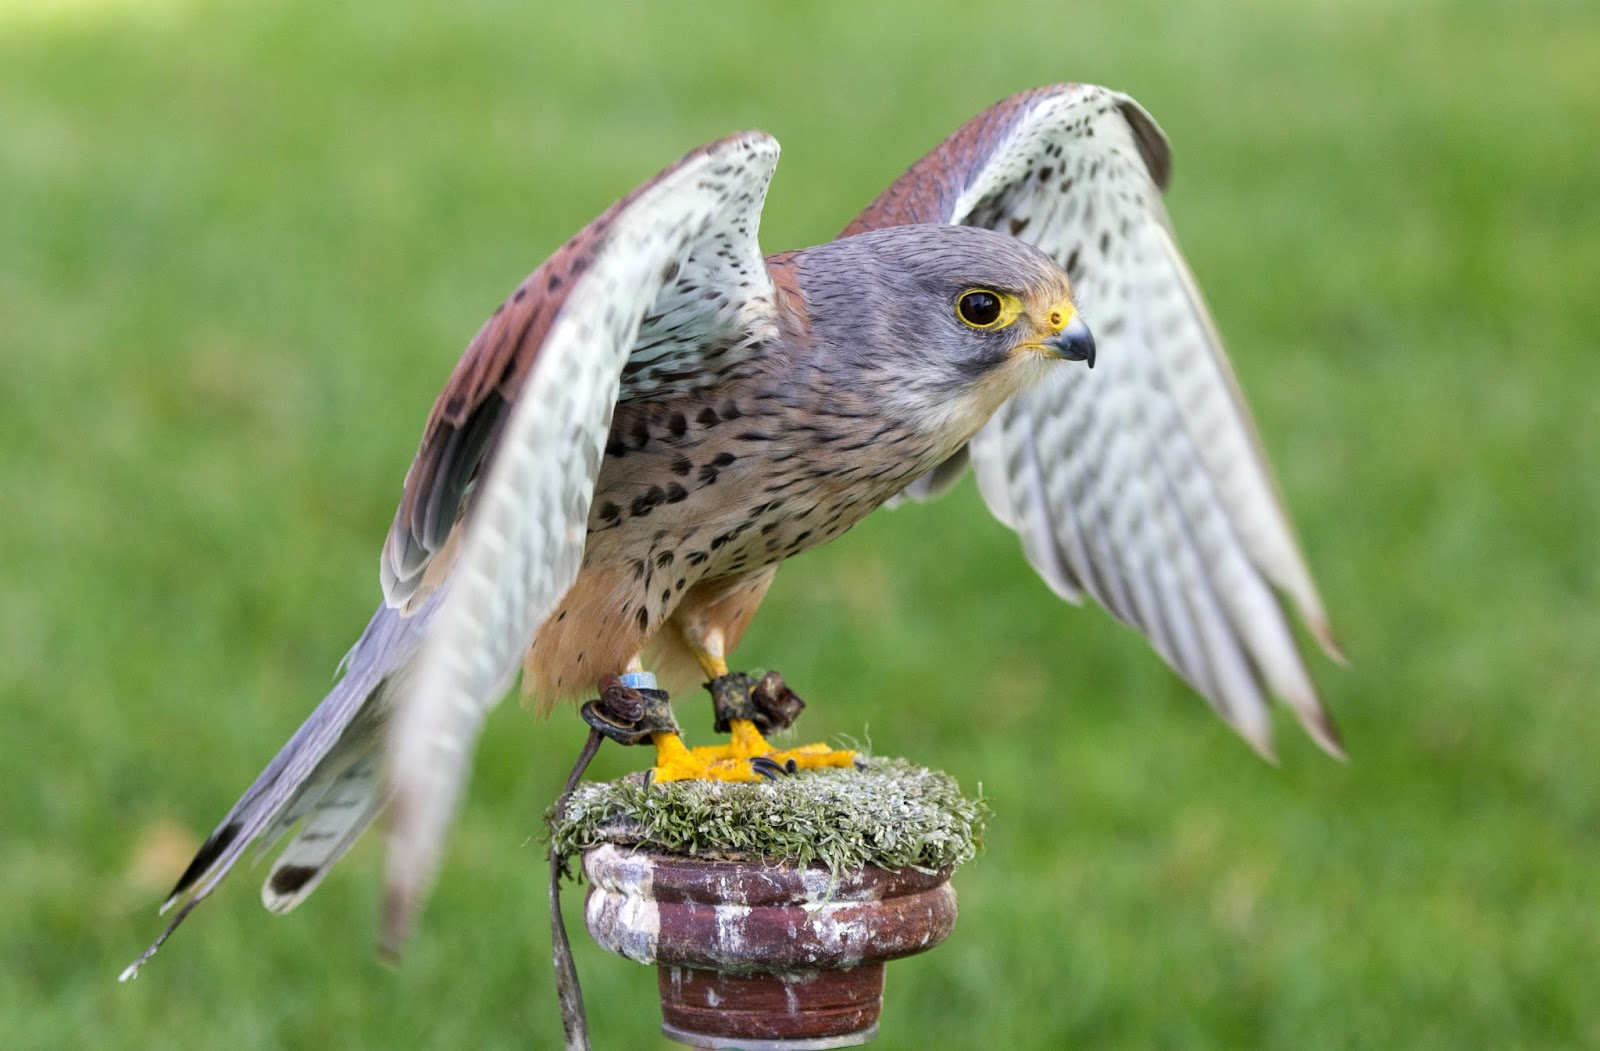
[724,718,856,770]
[728,718,770,757]
[650,730,761,782]
[769,742,858,771]
[649,634,857,780]
[649,723,856,782]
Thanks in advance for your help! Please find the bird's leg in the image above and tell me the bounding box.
[582,656,762,783]
[682,635,857,776]
[579,670,679,747]
[717,670,857,773]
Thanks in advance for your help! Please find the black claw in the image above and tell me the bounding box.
[851,755,869,772]
[784,757,798,774]
[749,756,787,780]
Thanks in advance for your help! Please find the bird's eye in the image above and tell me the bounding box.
[956,289,1005,329]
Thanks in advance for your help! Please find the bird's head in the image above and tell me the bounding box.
[791,223,1093,435]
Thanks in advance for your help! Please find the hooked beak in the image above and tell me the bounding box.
[1045,313,1096,368]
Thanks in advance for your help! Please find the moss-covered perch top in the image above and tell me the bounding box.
[549,758,988,876]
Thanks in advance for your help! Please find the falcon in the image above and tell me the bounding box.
[123,83,1341,978]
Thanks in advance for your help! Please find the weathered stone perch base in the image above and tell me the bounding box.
[552,759,986,1048]
[585,846,956,1047]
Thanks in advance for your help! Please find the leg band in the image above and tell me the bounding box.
[580,678,679,746]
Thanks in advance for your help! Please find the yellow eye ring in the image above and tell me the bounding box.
[955,288,1021,330]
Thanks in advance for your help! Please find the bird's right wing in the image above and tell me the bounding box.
[847,85,1341,759]
[379,132,782,954]
[381,139,782,613]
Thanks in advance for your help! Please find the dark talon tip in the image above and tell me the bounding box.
[749,756,785,780]
[784,757,798,774]
[852,755,869,772]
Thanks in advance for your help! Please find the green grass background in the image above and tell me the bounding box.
[3,0,1596,1046]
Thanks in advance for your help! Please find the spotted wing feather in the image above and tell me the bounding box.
[382,142,780,612]
[849,85,1341,757]
[381,132,782,952]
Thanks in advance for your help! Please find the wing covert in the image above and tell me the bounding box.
[382,138,781,611]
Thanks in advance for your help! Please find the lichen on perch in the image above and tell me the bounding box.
[548,758,988,878]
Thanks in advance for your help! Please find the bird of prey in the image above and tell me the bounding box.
[123,83,1341,979]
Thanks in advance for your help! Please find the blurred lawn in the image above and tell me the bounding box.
[3,0,1597,1046]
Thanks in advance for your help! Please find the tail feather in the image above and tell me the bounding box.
[248,703,385,867]
[121,600,434,982]
[262,756,387,914]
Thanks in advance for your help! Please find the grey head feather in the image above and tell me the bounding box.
[776,223,1077,465]
[791,224,1073,392]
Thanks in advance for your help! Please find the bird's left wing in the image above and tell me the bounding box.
[846,85,1341,758]
[382,132,781,952]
